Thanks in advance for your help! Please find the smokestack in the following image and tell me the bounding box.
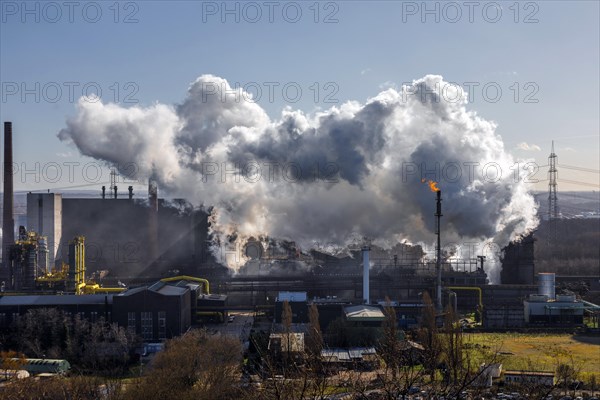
[148,178,158,261]
[435,190,443,312]
[2,122,15,276]
[362,246,370,304]
[128,186,133,199]
[113,185,118,199]
[101,185,106,199]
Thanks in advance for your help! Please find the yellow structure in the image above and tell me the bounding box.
[76,283,126,295]
[35,235,126,295]
[447,286,484,320]
[35,263,69,288]
[68,236,86,290]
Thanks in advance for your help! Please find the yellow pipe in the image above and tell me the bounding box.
[161,275,210,294]
[76,282,86,295]
[81,283,126,294]
[446,286,483,312]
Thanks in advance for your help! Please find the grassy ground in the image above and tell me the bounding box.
[464,333,600,382]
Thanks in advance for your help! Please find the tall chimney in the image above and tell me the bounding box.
[148,179,158,261]
[2,122,15,275]
[435,190,443,312]
[362,246,370,304]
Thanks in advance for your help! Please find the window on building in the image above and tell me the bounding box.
[127,312,136,334]
[141,312,153,340]
[90,311,98,322]
[158,311,166,340]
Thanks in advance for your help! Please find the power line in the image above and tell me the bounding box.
[559,179,600,188]
[558,164,600,174]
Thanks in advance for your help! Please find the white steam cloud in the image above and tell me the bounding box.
[58,75,539,280]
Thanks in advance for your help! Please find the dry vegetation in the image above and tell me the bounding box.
[464,333,600,381]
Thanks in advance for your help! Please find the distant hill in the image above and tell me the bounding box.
[534,191,600,219]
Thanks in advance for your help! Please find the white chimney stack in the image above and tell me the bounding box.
[362,246,370,304]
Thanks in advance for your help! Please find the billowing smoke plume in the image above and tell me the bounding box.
[58,75,539,281]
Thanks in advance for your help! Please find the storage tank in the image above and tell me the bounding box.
[538,273,555,300]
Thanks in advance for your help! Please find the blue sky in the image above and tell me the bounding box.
[1,0,598,192]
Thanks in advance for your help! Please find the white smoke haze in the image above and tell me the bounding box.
[58,74,539,280]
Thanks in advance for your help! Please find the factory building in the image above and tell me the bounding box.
[22,192,215,284]
[521,272,585,326]
[0,294,113,328]
[0,279,198,341]
[342,305,386,347]
[0,279,217,341]
[112,281,192,341]
[524,293,584,325]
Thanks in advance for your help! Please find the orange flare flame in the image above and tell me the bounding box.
[421,178,440,192]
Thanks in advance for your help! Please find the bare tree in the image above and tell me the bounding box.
[125,329,242,400]
[282,300,292,333]
[441,305,464,386]
[0,375,123,400]
[378,299,400,379]
[0,350,26,380]
[417,291,441,383]
[306,303,323,358]
[5,308,136,375]
[556,359,580,397]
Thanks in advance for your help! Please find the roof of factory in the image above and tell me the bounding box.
[118,282,188,297]
[0,294,113,306]
[344,305,385,321]
[154,284,188,296]
[321,347,377,362]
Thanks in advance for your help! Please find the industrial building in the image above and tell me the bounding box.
[0,279,198,341]
[0,294,113,327]
[523,273,585,325]
[1,120,598,340]
[503,370,555,386]
[27,193,214,283]
[112,282,192,341]
[524,293,584,325]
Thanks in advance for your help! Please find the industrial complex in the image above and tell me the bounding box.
[1,120,599,348]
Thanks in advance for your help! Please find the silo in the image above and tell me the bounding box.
[538,272,555,300]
